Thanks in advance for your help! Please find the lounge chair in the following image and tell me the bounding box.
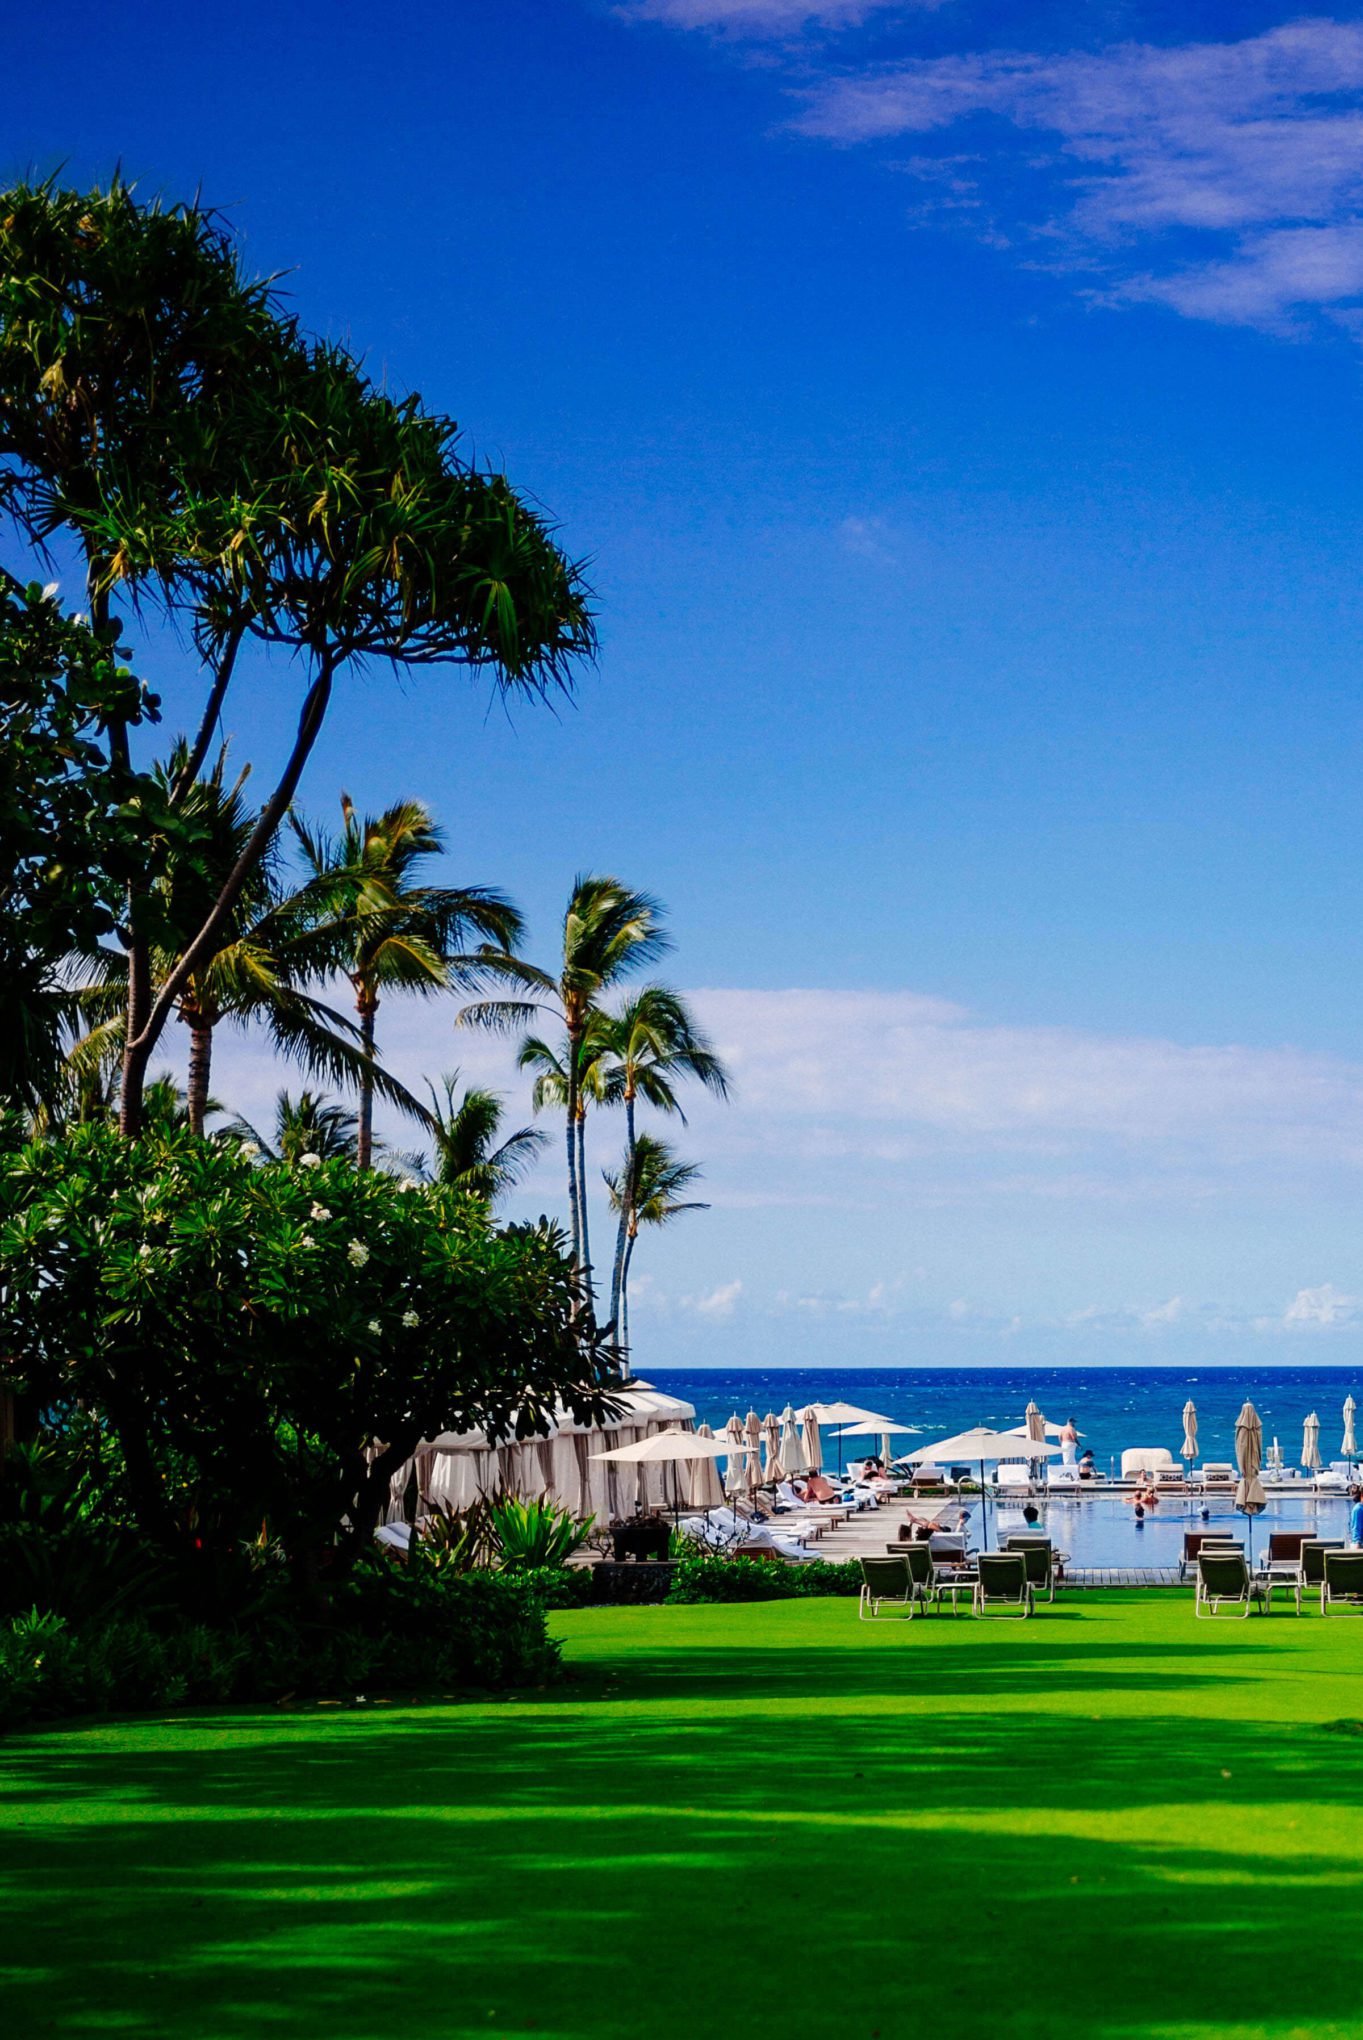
[1195,1550,1267,1618]
[775,1480,847,1523]
[908,1467,950,1497]
[1301,1540,1346,1598]
[1046,1464,1081,1491]
[858,1554,913,1619]
[1004,1535,1058,1601]
[1198,1462,1236,1492]
[1321,1550,1363,1615]
[973,1551,1033,1618]
[1153,1465,1188,1494]
[1121,1447,1178,1482]
[1180,1531,1243,1581]
[995,1463,1035,1497]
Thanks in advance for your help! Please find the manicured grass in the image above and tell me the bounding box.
[3,1592,1363,2039]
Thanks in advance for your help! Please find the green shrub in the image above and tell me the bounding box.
[520,1564,595,1610]
[667,1557,797,1604]
[786,1560,860,1598]
[490,1497,593,1571]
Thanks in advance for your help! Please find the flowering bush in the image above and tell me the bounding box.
[0,1127,618,1583]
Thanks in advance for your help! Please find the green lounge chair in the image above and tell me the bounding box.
[1195,1549,1267,1619]
[1321,1550,1363,1616]
[1301,1540,1345,1599]
[973,1551,1033,1619]
[1005,1535,1057,1602]
[858,1554,912,1621]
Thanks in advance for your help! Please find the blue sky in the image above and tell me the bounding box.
[9,0,1363,1365]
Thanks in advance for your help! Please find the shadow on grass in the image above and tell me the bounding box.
[3,1603,1362,2039]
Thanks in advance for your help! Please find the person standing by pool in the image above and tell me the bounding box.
[1060,1417,1079,1468]
[1350,1486,1363,1548]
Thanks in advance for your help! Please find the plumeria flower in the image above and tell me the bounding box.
[138,1243,153,1259]
[299,1152,322,1170]
[347,1240,369,1268]
[240,1141,261,1159]
[367,1318,382,1335]
[310,1203,331,1222]
[401,1309,419,1329]
[300,1233,316,1249]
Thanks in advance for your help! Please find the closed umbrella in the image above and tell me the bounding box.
[1302,1411,1321,1474]
[1343,1396,1357,1466]
[690,1423,726,1509]
[723,1414,747,1498]
[779,1405,805,1475]
[762,1412,785,1486]
[1181,1400,1198,1463]
[1025,1400,1046,1451]
[1235,1400,1267,1562]
[745,1408,763,1492]
[801,1406,822,1476]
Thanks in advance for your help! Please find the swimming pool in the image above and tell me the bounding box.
[981,1488,1353,1569]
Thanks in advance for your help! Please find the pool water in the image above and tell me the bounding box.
[982,1489,1352,1568]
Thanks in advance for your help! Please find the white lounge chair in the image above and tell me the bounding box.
[1198,1462,1236,1492]
[995,1463,1035,1496]
[1046,1464,1081,1491]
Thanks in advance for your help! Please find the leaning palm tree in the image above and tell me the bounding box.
[460,875,670,1297]
[291,797,523,1171]
[221,1088,360,1165]
[599,986,729,1338]
[419,1072,546,1204]
[604,1135,708,1354]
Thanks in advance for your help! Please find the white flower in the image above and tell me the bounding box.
[299,1152,322,1170]
[401,1309,419,1329]
[138,1243,152,1260]
[240,1141,261,1159]
[300,1233,316,1249]
[347,1240,369,1268]
[367,1318,382,1335]
[310,1203,331,1222]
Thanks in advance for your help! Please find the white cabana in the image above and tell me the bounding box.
[386,1380,698,1524]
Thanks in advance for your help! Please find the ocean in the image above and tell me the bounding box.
[646,1364,1363,1475]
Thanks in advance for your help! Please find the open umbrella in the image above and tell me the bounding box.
[762,1412,786,1486]
[1344,1396,1357,1466]
[834,1419,921,1469]
[1181,1400,1198,1463]
[591,1428,733,1522]
[806,1400,899,1476]
[909,1426,1060,1543]
[801,1406,822,1476]
[779,1405,806,1475]
[1302,1411,1321,1474]
[1235,1400,1267,1561]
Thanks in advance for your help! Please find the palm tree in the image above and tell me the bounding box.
[599,987,729,1338]
[604,1136,708,1354]
[72,751,420,1139]
[222,1088,360,1165]
[517,1013,613,1280]
[291,797,523,1171]
[461,876,670,1297]
[418,1073,546,1204]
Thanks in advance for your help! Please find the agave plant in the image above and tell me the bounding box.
[489,1497,593,1571]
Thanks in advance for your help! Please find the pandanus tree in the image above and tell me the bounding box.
[460,877,670,1298]
[0,177,594,1134]
[419,1073,545,1205]
[600,987,729,1340]
[603,1136,708,1354]
[289,797,523,1171]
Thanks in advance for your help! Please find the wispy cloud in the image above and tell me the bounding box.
[619,0,919,35]
[1281,1281,1362,1327]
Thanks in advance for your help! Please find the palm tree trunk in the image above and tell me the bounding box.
[576,1102,593,1307]
[620,1226,638,1357]
[356,997,377,1172]
[565,1022,582,1277]
[186,1016,215,1138]
[609,1091,635,1337]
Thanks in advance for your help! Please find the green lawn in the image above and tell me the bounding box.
[3,1592,1362,2039]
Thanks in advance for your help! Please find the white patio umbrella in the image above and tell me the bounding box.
[690,1423,726,1509]
[801,1406,822,1476]
[723,1414,747,1497]
[779,1405,806,1474]
[1343,1396,1357,1465]
[592,1427,732,1520]
[1181,1399,1198,1463]
[834,1418,921,1466]
[909,1426,1060,1542]
[806,1399,898,1475]
[1301,1411,1322,1474]
[1235,1400,1267,1560]
[762,1412,786,1485]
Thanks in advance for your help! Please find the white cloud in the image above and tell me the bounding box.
[684,1278,744,1316]
[1282,1282,1361,1327]
[619,0,920,34]
[740,16,1363,332]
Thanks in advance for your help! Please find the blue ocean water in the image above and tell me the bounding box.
[646,1365,1363,1475]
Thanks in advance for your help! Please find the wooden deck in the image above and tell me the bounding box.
[1062,1566,1182,1589]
